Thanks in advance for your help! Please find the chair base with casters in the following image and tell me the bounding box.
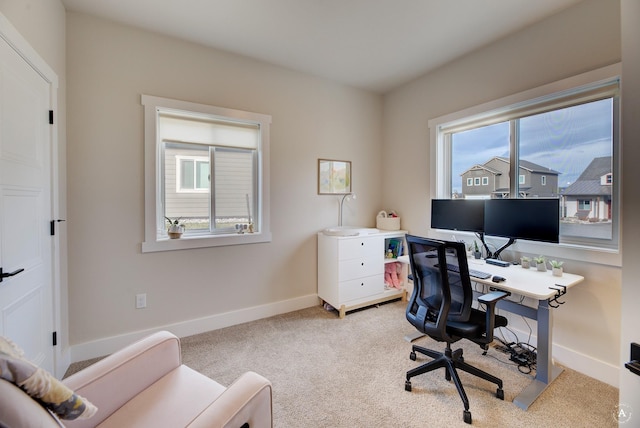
[405,342,505,425]
[403,235,509,425]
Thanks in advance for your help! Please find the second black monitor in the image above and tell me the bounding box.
[484,198,559,243]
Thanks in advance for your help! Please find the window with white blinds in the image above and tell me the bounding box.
[142,95,272,252]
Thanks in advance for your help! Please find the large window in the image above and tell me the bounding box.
[430,65,620,251]
[142,95,272,252]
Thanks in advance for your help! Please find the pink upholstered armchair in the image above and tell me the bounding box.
[0,331,273,428]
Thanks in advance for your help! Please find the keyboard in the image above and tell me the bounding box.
[446,263,491,280]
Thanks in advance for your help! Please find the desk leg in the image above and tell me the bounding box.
[513,299,563,410]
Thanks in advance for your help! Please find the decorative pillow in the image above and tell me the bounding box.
[0,336,97,420]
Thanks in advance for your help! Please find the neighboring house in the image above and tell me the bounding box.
[562,156,612,221]
[164,145,254,224]
[461,157,560,199]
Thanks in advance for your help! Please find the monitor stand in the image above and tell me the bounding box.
[478,232,515,260]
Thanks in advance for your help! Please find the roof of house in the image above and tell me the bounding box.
[575,156,611,180]
[562,156,612,196]
[563,180,612,196]
[460,156,560,176]
[460,164,501,176]
[493,157,561,175]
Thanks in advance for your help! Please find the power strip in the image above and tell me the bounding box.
[496,341,537,367]
[510,352,532,366]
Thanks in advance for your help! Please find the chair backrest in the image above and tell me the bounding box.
[405,235,474,342]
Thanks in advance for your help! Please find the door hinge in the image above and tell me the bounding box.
[52,331,57,346]
[49,110,54,125]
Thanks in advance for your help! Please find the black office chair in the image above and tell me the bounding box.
[404,234,509,424]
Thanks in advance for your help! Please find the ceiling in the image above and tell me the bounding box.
[61,0,585,93]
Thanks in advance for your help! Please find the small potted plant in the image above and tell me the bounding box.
[550,260,564,277]
[473,241,482,259]
[534,255,547,272]
[520,256,531,269]
[165,216,184,239]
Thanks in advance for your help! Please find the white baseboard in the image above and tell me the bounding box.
[69,294,319,363]
[502,326,619,388]
[552,342,619,388]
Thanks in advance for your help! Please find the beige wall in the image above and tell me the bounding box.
[65,12,383,348]
[382,0,622,385]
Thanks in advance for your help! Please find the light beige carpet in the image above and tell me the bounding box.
[67,301,619,427]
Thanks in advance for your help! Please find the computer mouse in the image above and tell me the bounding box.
[492,275,506,283]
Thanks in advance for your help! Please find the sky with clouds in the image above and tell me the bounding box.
[451,98,613,193]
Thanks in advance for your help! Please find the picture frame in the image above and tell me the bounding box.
[318,159,352,194]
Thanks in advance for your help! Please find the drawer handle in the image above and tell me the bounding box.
[361,262,364,266]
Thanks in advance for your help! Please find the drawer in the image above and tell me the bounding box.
[339,257,384,281]
[339,274,385,302]
[338,236,382,261]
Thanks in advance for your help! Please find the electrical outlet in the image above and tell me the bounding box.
[135,293,147,309]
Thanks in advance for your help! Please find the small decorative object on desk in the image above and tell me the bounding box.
[521,256,531,269]
[473,241,482,259]
[376,210,400,230]
[165,216,184,239]
[550,260,564,277]
[534,255,546,272]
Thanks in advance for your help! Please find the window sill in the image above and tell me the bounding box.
[142,231,272,253]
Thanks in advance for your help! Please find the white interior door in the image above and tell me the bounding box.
[0,32,54,373]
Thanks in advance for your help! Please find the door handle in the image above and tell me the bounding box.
[0,267,25,282]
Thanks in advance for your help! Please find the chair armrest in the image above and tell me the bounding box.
[63,331,182,428]
[187,371,273,428]
[478,290,509,305]
[478,291,508,345]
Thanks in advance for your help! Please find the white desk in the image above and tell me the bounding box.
[400,255,584,410]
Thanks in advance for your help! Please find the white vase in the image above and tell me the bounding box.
[536,262,547,272]
[552,267,563,277]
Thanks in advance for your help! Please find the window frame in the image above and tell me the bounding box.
[428,64,621,266]
[142,95,272,252]
[176,155,209,193]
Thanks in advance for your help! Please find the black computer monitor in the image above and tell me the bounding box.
[484,198,560,243]
[431,199,485,233]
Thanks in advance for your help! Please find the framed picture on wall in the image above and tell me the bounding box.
[318,159,351,194]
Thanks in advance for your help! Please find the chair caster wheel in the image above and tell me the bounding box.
[410,351,416,361]
[405,380,412,392]
[497,388,504,400]
[463,410,472,424]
